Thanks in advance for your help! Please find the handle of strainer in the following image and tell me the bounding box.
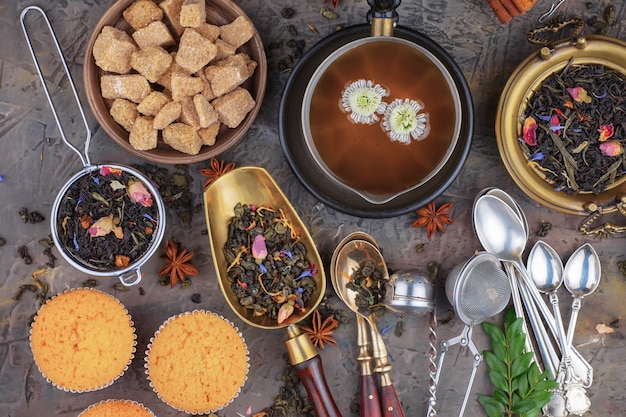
[20,6,92,167]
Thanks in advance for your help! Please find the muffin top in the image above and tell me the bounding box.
[78,399,155,417]
[145,309,249,414]
[30,288,136,392]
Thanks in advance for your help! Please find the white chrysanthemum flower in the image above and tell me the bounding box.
[382,98,430,144]
[340,79,389,125]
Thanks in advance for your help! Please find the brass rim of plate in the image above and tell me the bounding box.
[496,34,626,216]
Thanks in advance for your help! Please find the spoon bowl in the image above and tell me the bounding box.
[528,240,564,294]
[563,244,601,298]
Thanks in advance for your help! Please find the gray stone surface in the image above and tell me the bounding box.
[0,0,625,416]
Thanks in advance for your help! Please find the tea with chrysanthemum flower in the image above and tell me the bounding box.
[55,166,159,270]
[521,61,626,194]
[307,40,458,196]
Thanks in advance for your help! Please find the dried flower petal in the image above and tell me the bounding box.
[567,87,592,104]
[115,255,131,267]
[99,166,122,176]
[598,124,614,142]
[522,116,538,146]
[89,215,123,239]
[127,180,153,207]
[599,141,624,157]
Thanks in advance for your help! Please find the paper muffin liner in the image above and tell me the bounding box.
[29,287,137,393]
[145,309,250,415]
[78,399,155,417]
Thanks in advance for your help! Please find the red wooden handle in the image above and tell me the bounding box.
[360,374,382,417]
[294,355,343,417]
[381,384,405,417]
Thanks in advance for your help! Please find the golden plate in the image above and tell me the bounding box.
[203,166,325,329]
[496,34,626,216]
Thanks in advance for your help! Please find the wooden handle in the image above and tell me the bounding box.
[294,355,343,417]
[381,384,405,417]
[360,374,382,417]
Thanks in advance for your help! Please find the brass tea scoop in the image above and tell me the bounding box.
[204,166,342,417]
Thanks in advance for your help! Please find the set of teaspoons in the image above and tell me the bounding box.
[329,188,600,417]
[472,188,600,417]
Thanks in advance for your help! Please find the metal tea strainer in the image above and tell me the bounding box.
[20,6,166,286]
[429,252,511,417]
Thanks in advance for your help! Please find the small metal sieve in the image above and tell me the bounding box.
[431,252,511,417]
[21,6,166,286]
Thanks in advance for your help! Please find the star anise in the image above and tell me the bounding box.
[299,310,339,350]
[159,240,199,288]
[412,201,454,238]
[199,157,236,189]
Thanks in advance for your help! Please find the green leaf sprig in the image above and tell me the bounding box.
[478,306,558,417]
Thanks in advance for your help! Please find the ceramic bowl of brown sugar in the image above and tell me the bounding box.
[83,0,267,164]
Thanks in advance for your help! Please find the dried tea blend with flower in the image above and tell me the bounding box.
[223,203,318,323]
[55,166,159,270]
[346,259,387,315]
[521,61,626,194]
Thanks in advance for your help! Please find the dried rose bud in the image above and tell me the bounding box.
[127,180,153,207]
[252,234,267,264]
[599,141,624,157]
[598,124,614,141]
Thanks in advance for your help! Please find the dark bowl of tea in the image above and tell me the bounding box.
[497,34,626,215]
[51,164,166,286]
[280,24,473,218]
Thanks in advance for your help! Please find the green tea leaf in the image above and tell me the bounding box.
[483,321,506,346]
[478,395,506,417]
[489,368,509,392]
[513,399,539,415]
[511,352,534,379]
[509,331,526,359]
[484,350,507,375]
[493,388,509,406]
[515,372,529,398]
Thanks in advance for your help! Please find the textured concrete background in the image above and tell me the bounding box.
[0,0,625,416]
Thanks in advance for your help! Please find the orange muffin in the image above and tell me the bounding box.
[78,399,155,417]
[145,309,249,414]
[29,288,136,392]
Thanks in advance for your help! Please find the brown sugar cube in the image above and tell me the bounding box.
[132,21,175,49]
[198,122,220,146]
[123,0,164,30]
[193,94,219,128]
[180,0,205,28]
[137,91,171,116]
[153,101,182,130]
[130,45,172,83]
[176,28,218,74]
[158,0,185,36]
[219,16,255,48]
[129,116,158,150]
[163,122,202,155]
[170,72,204,101]
[204,62,248,97]
[195,23,220,42]
[109,99,138,132]
[101,74,151,103]
[156,53,190,90]
[212,87,255,128]
[92,26,138,74]
[213,39,237,61]
[240,53,258,77]
[179,96,201,129]
[195,68,216,101]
